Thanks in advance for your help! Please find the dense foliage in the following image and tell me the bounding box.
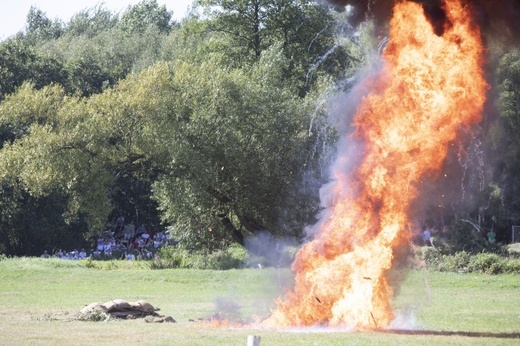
[422,247,520,275]
[0,0,345,255]
[0,0,520,258]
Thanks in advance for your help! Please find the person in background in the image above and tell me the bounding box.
[127,221,136,239]
[116,215,125,231]
[423,228,432,246]
[141,230,150,245]
[136,224,146,237]
[103,242,112,258]
[97,238,105,253]
[92,249,101,259]
[79,249,87,259]
[487,228,496,244]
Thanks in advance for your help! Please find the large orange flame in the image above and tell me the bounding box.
[264,0,487,330]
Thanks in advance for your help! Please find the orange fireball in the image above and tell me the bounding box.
[264,0,487,330]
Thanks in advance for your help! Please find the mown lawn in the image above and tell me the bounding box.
[0,258,518,345]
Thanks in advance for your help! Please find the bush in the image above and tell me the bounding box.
[204,247,245,270]
[203,245,246,270]
[422,248,520,274]
[468,253,504,274]
[443,251,471,272]
[80,258,150,270]
[503,258,520,274]
[507,243,520,258]
[423,247,444,271]
[151,245,246,270]
[152,246,189,269]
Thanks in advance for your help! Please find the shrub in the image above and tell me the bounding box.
[507,243,520,258]
[152,246,188,269]
[443,251,471,272]
[186,246,246,270]
[80,258,150,270]
[468,253,503,274]
[84,257,96,268]
[152,245,246,270]
[503,258,520,274]
[204,248,244,270]
[77,308,110,322]
[423,247,444,271]
[422,249,519,274]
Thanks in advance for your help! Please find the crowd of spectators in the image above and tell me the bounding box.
[41,216,175,260]
[42,248,88,260]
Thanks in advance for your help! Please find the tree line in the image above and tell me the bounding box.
[0,0,519,256]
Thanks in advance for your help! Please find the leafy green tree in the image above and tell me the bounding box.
[34,15,179,95]
[66,55,112,96]
[25,6,63,41]
[498,51,520,134]
[1,7,156,257]
[0,56,332,251]
[196,0,269,61]
[119,0,175,34]
[0,1,342,253]
[195,0,347,95]
[147,56,331,247]
[0,83,114,232]
[64,5,119,38]
[0,39,67,99]
[495,49,520,235]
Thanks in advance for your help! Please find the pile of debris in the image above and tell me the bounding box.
[78,299,175,323]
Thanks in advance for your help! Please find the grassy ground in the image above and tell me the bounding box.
[0,258,518,345]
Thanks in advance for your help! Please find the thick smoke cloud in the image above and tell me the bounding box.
[327,0,520,44]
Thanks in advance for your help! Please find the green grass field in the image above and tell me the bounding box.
[0,258,518,345]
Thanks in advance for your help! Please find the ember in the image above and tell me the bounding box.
[263,0,487,330]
